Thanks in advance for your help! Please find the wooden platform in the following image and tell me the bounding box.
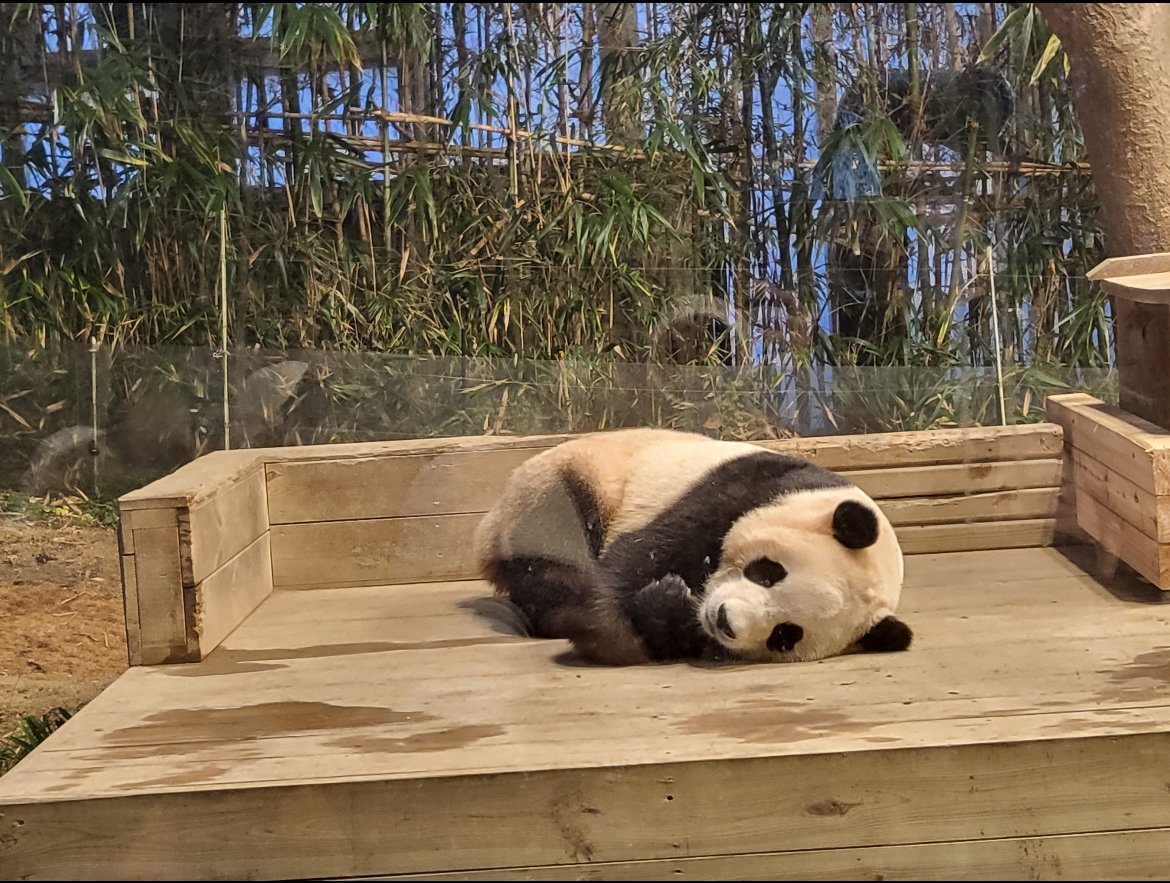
[5,422,1170,880]
[4,544,1170,880]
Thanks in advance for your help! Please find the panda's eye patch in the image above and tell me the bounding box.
[743,558,787,587]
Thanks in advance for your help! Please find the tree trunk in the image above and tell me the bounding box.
[595,2,641,145]
[944,3,960,69]
[577,2,596,140]
[1042,4,1170,427]
[0,7,40,191]
[811,4,838,145]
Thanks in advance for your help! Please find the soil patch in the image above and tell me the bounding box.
[0,517,127,738]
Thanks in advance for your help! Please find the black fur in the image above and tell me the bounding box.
[857,615,913,653]
[743,557,788,587]
[483,556,596,639]
[623,575,715,661]
[600,452,849,596]
[767,622,804,653]
[563,468,609,557]
[832,499,880,549]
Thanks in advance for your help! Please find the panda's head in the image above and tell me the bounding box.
[696,487,911,663]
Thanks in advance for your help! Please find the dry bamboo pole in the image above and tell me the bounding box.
[502,3,520,199]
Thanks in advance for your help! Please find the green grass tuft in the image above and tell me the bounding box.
[0,490,119,528]
[0,708,73,776]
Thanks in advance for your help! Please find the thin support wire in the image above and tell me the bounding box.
[987,246,1007,426]
[89,335,99,494]
[220,204,230,450]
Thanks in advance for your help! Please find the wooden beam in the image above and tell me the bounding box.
[266,448,546,525]
[1071,447,1168,542]
[845,459,1062,500]
[878,487,1059,526]
[128,518,187,665]
[1046,393,1170,494]
[270,514,482,589]
[895,519,1061,555]
[763,423,1063,471]
[375,827,1170,881]
[5,733,1170,879]
[192,533,273,654]
[1073,490,1169,587]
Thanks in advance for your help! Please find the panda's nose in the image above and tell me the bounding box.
[715,604,736,639]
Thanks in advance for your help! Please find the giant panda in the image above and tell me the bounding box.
[474,428,912,666]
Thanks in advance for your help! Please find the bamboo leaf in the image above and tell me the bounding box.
[0,164,26,211]
[1030,34,1063,85]
[977,4,1032,64]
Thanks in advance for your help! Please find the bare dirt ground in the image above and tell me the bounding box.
[0,517,127,738]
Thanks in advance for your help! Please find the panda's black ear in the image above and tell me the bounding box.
[857,616,913,653]
[833,499,880,549]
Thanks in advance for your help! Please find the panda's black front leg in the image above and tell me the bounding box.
[623,574,714,662]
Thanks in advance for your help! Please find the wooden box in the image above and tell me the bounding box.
[1047,392,1170,588]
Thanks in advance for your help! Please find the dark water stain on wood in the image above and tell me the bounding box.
[105,701,436,744]
[327,724,504,754]
[677,698,857,744]
[163,637,529,676]
[1093,646,1170,703]
[1107,647,1170,684]
[1039,713,1162,737]
[115,763,235,791]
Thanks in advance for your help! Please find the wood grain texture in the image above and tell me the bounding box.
[117,435,571,511]
[270,513,482,588]
[380,827,1170,881]
[1074,489,1169,588]
[191,532,273,656]
[895,518,1060,554]
[118,450,266,511]
[129,523,187,665]
[1047,393,1170,494]
[5,733,1170,881]
[844,459,1062,500]
[266,448,545,524]
[762,422,1063,470]
[1072,446,1168,542]
[118,553,141,666]
[263,425,1066,525]
[183,467,269,587]
[878,487,1059,526]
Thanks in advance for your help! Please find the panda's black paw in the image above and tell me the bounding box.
[625,575,711,662]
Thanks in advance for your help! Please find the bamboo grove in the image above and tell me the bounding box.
[0,3,1109,374]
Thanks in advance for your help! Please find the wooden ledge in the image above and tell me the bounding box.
[1088,252,1170,304]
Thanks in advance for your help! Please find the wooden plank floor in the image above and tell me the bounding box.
[5,545,1170,880]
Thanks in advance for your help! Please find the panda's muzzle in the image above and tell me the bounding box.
[767,622,804,653]
[714,604,736,640]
